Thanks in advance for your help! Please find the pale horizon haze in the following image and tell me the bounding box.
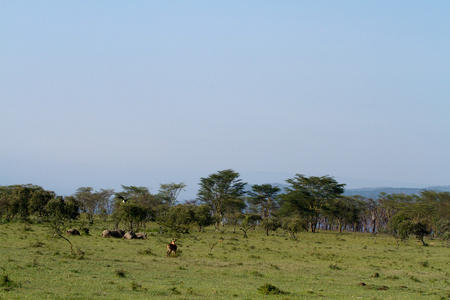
[1,1,449,200]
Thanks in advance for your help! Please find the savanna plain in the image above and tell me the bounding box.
[0,221,449,299]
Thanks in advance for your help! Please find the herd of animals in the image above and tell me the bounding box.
[66,228,177,257]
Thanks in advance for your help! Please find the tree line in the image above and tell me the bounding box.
[1,169,449,244]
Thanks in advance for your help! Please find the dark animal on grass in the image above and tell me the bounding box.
[102,229,125,238]
[67,229,80,236]
[123,231,137,239]
[167,239,177,257]
[135,232,147,240]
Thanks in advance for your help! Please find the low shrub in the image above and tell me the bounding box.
[257,283,285,295]
[0,274,19,291]
[116,269,126,278]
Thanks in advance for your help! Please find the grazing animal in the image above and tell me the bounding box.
[166,239,177,257]
[102,229,125,238]
[123,231,137,239]
[67,229,80,236]
[135,232,147,240]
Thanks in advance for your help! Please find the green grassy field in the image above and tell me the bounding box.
[0,221,449,299]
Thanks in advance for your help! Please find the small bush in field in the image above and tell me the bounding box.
[116,269,126,278]
[30,241,44,248]
[419,261,429,267]
[1,275,11,287]
[269,263,280,270]
[131,281,147,291]
[257,283,284,295]
[329,263,341,270]
[138,248,156,256]
[250,270,264,277]
[1,274,19,291]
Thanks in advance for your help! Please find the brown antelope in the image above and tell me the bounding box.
[166,239,177,257]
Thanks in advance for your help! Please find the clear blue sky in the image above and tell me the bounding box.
[1,1,449,199]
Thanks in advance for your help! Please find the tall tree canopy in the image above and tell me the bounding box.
[247,184,281,218]
[197,169,247,220]
[113,185,161,225]
[74,187,114,223]
[158,182,186,206]
[279,174,345,232]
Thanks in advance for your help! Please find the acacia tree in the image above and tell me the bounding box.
[419,190,450,236]
[111,186,162,229]
[117,202,147,232]
[435,219,450,243]
[240,213,262,238]
[118,185,161,220]
[281,216,308,239]
[44,196,82,253]
[157,182,186,206]
[194,204,215,232]
[74,187,114,224]
[74,187,96,223]
[366,198,381,233]
[247,184,281,218]
[260,216,282,236]
[326,196,364,232]
[388,213,430,246]
[157,203,197,234]
[325,196,350,232]
[197,169,247,224]
[281,174,345,233]
[95,189,115,219]
[377,193,418,233]
[384,193,439,246]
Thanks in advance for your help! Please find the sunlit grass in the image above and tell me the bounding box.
[0,220,449,299]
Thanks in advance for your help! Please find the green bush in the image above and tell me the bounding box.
[257,283,284,295]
